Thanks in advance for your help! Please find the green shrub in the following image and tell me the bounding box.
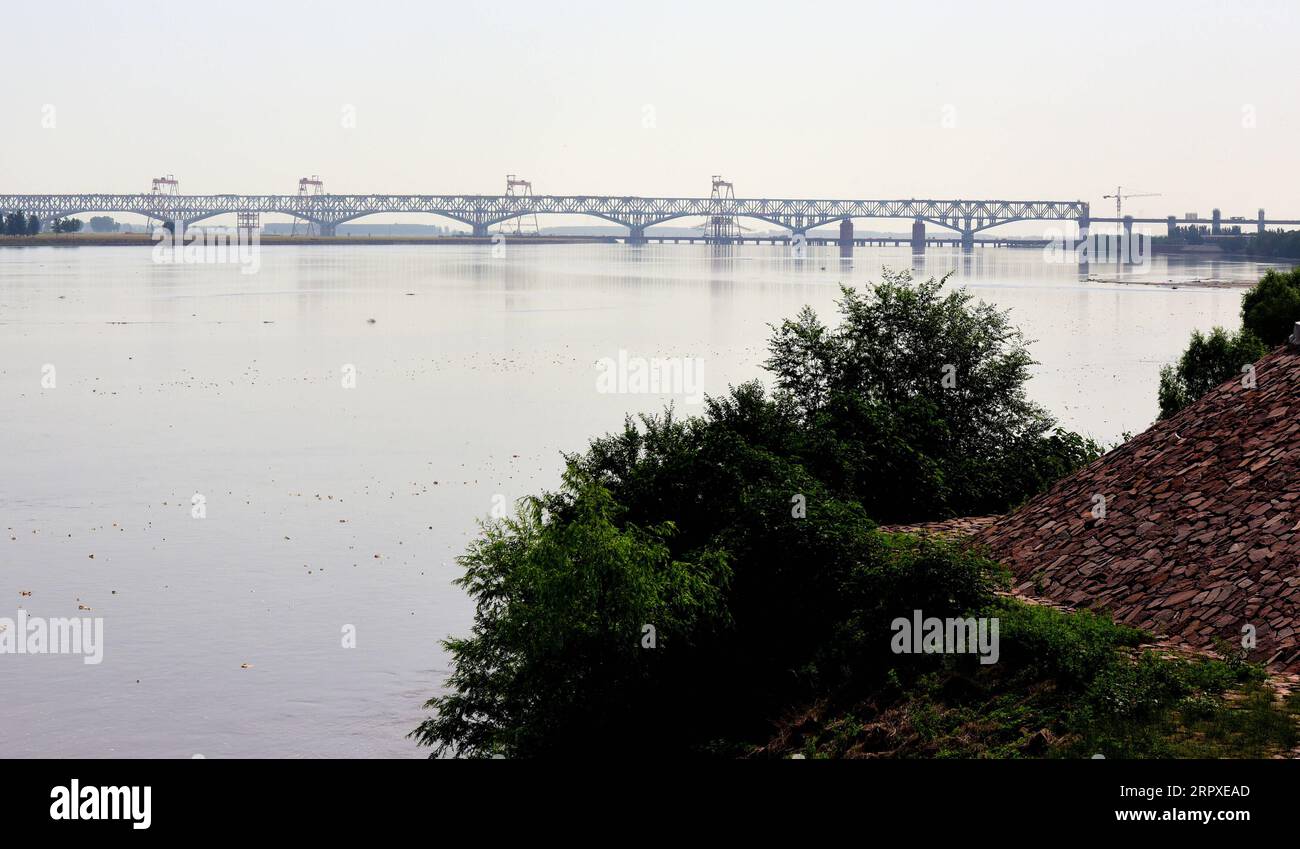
[415,450,1010,757]
[766,270,1100,519]
[411,471,732,758]
[1154,268,1300,419]
[992,600,1143,689]
[781,596,1293,760]
[1241,267,1300,345]
[415,273,1119,756]
[1157,326,1266,419]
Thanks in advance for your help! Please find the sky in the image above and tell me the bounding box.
[1,0,1297,227]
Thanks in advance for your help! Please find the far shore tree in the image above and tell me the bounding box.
[3,211,32,236]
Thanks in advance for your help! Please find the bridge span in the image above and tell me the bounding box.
[1,192,1090,247]
[3,193,1294,247]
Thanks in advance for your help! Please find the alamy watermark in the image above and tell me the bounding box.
[152,221,261,274]
[50,780,150,830]
[1,610,104,664]
[595,349,705,404]
[1043,227,1152,268]
[891,609,999,665]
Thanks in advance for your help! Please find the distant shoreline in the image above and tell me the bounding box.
[1153,243,1300,263]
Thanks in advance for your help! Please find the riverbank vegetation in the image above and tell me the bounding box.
[3,211,41,235]
[1159,226,1300,261]
[1222,229,1300,261]
[0,211,84,235]
[764,599,1298,759]
[415,270,1300,758]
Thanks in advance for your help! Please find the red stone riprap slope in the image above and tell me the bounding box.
[976,343,1300,670]
[881,515,1001,538]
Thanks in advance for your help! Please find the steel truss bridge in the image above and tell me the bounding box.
[0,192,1094,244]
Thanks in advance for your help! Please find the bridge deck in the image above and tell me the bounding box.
[3,194,1291,237]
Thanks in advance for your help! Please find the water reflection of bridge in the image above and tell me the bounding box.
[639,235,1051,248]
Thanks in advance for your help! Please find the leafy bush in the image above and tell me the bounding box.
[1241,267,1300,345]
[766,271,1101,519]
[411,471,732,758]
[1154,268,1300,418]
[414,464,1006,757]
[1157,326,1266,419]
[815,534,1006,688]
[992,600,1143,689]
[773,596,1290,760]
[416,272,1109,757]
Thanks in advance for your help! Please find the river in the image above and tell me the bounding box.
[0,243,1288,756]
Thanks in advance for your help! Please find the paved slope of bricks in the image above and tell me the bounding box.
[976,343,1300,670]
[881,515,1001,538]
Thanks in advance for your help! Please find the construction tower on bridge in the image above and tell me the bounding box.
[151,175,179,195]
[503,174,540,236]
[706,175,741,244]
[292,175,325,237]
[149,175,179,232]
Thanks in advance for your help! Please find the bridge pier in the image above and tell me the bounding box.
[910,218,925,253]
[627,226,647,245]
[471,222,489,238]
[960,229,974,251]
[1259,209,1266,234]
[837,219,854,258]
[319,222,337,237]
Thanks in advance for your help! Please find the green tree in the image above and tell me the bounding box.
[1241,267,1300,345]
[765,270,1099,519]
[413,454,1003,757]
[1252,231,1300,260]
[1157,327,1266,419]
[3,211,27,236]
[415,272,1101,758]
[412,470,732,757]
[26,214,40,235]
[88,216,120,233]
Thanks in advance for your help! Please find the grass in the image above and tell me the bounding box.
[757,598,1300,759]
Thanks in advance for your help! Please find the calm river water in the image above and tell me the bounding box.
[0,243,1288,757]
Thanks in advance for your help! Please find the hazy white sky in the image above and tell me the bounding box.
[2,0,1297,223]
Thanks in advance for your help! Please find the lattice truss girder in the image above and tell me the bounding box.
[0,194,1089,233]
